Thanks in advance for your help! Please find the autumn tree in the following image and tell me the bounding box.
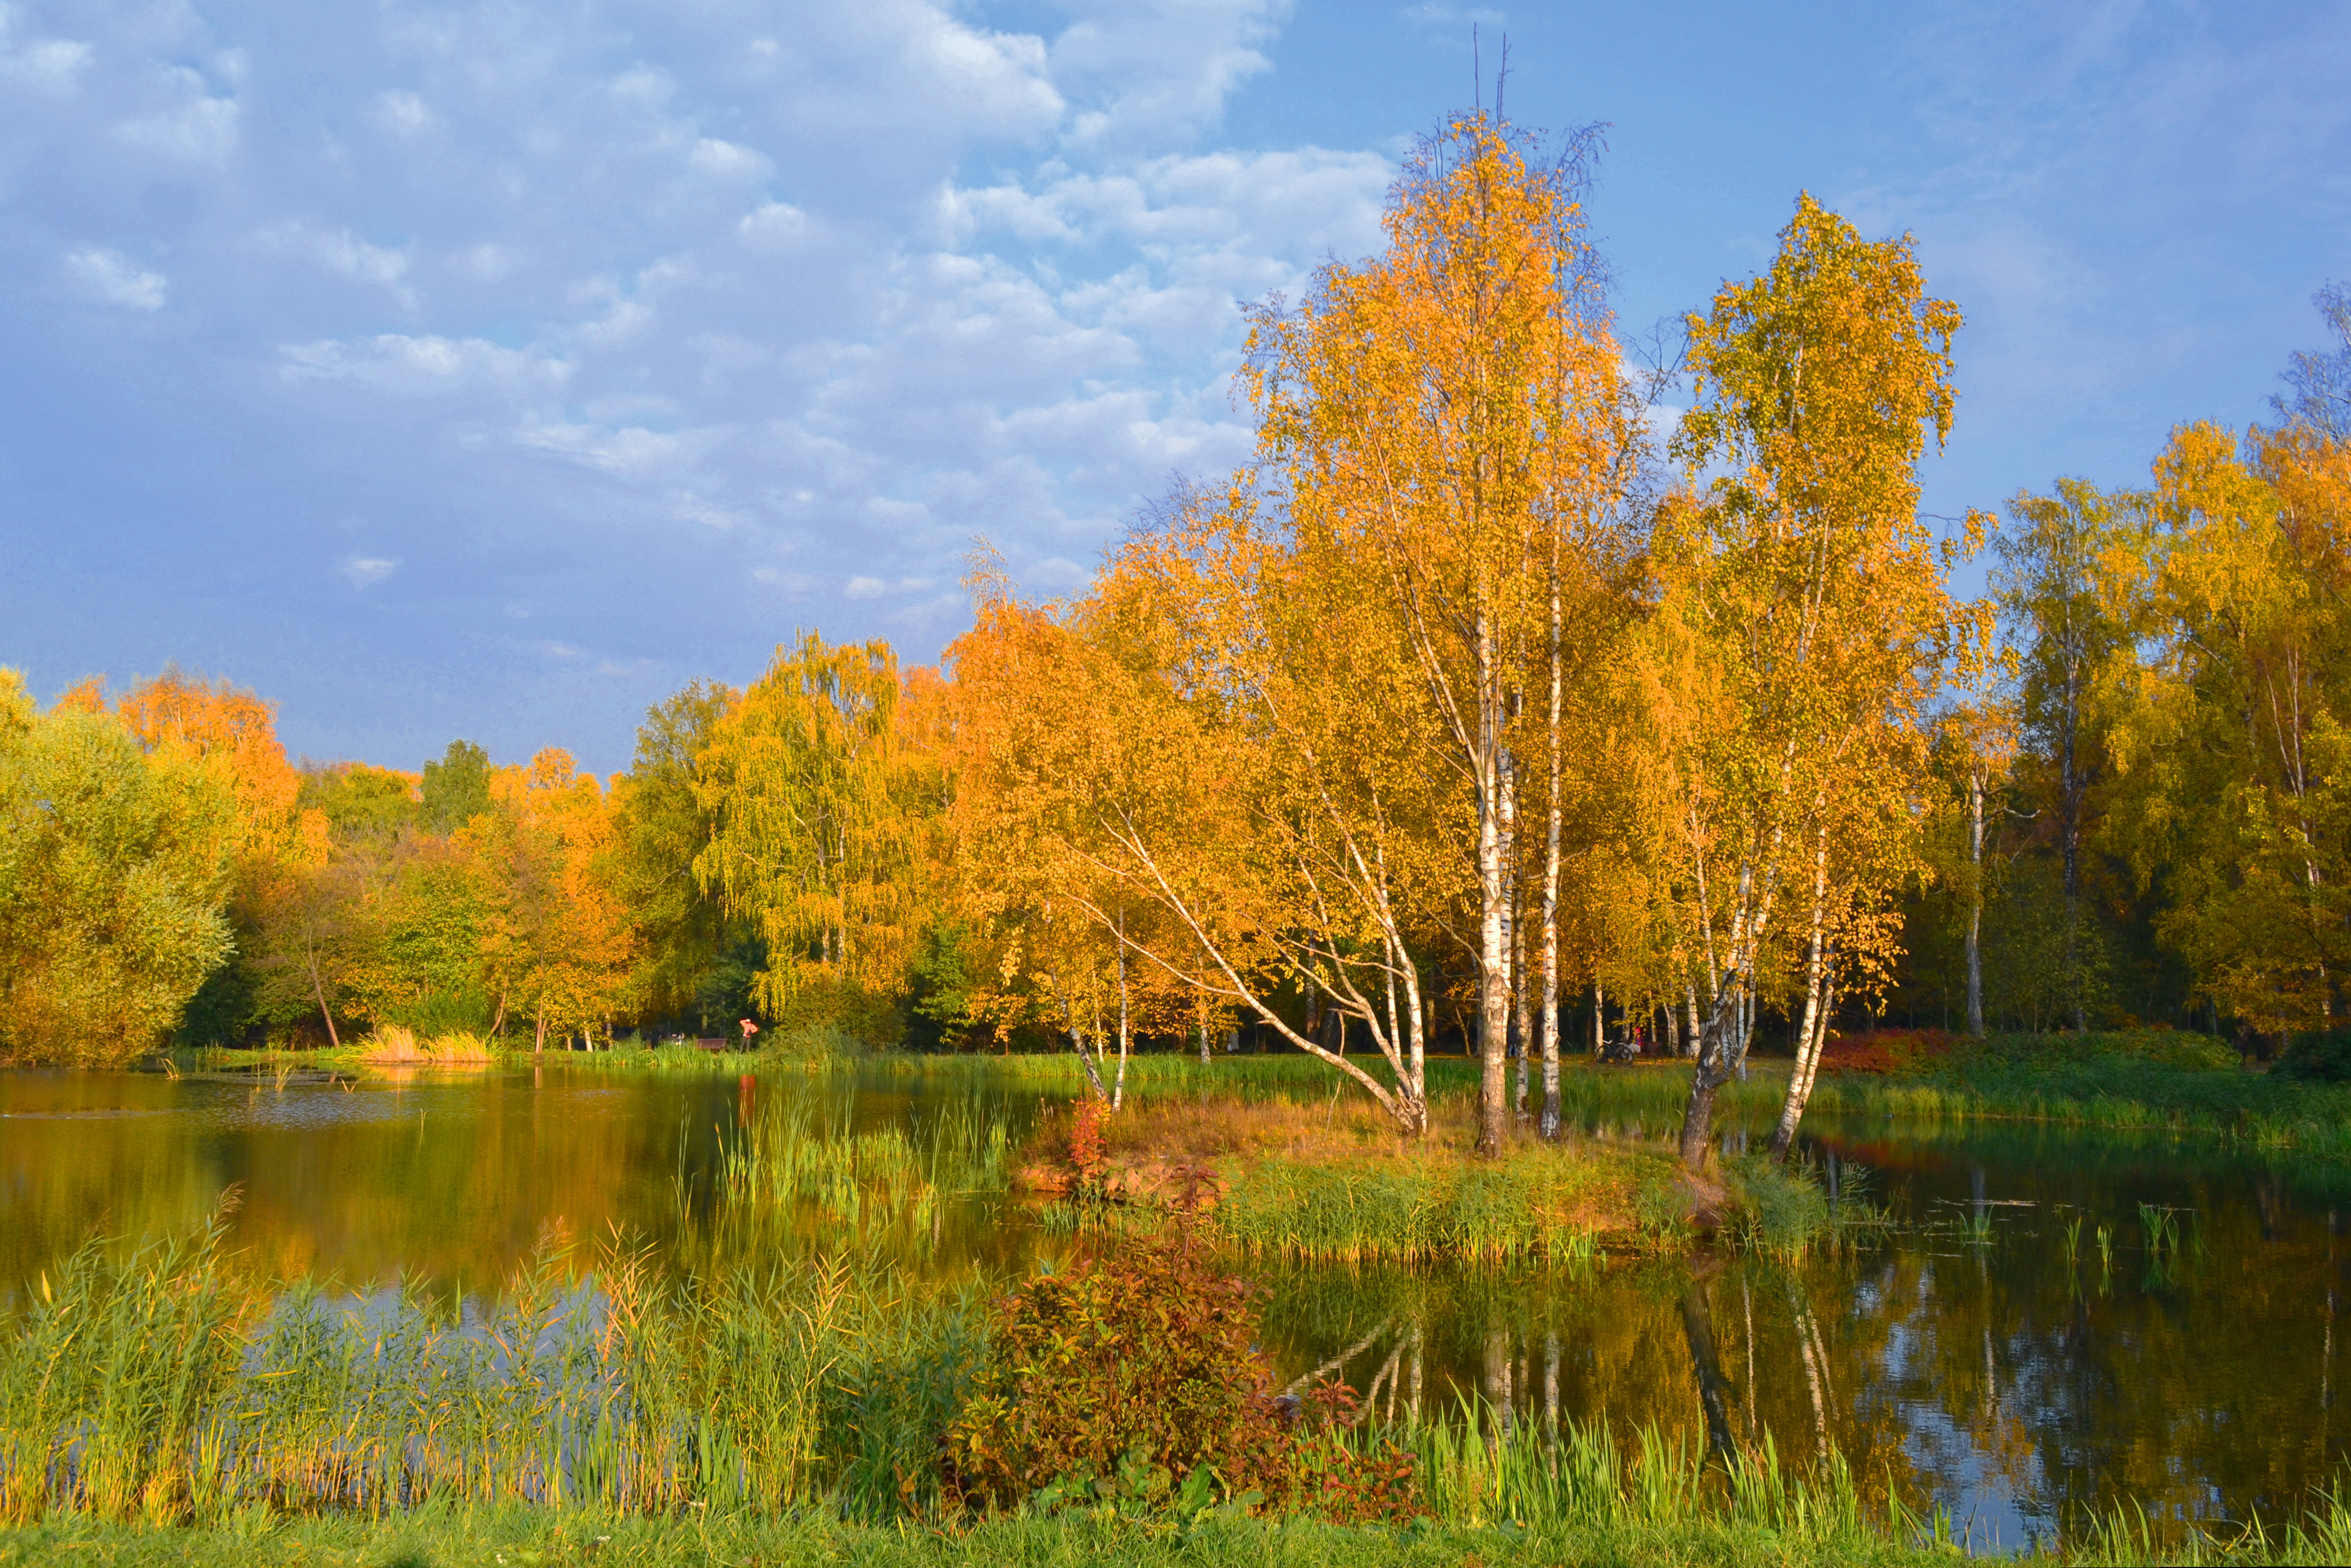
[1653,194,1979,1169]
[475,750,636,1048]
[2104,422,2351,1033]
[1240,113,1637,1151]
[610,681,744,1025]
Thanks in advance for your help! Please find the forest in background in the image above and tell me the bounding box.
[5,117,2349,1150]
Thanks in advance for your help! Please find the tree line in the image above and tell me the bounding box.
[5,115,2345,1171]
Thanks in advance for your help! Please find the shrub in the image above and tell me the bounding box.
[1068,1097,1109,1195]
[2279,1030,2351,1084]
[940,1236,1412,1522]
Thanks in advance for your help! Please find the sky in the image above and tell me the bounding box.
[3,0,2347,775]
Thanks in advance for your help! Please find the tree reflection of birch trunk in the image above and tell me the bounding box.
[1484,1324,1516,1433]
[1787,1278,1830,1461]
[1544,1330,1560,1439]
[1681,1280,1739,1464]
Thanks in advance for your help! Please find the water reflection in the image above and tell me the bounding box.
[3,1064,2347,1542]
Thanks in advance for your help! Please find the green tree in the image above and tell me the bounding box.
[0,672,236,1064]
[610,681,739,1026]
[420,740,492,834]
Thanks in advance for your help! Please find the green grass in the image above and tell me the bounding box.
[0,1507,1970,1567]
[1203,1144,1653,1262]
[1,1216,981,1527]
[1813,1033,2351,1153]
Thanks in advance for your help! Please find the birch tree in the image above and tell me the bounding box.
[1242,113,1636,1153]
[1656,194,1976,1170]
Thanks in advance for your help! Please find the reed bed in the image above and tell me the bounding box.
[1206,1151,1630,1262]
[13,1229,2351,1563]
[1811,1070,2351,1154]
[333,1026,494,1067]
[0,1219,981,1527]
[719,1091,1012,1242]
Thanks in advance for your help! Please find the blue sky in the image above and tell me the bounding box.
[3,0,2346,773]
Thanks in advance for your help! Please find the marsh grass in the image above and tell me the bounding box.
[1814,1035,2351,1153]
[356,1025,493,1067]
[14,1222,2351,1562]
[718,1090,1012,1252]
[1023,1093,1872,1263]
[0,1218,981,1527]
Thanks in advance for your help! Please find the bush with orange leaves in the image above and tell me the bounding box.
[940,1233,1413,1522]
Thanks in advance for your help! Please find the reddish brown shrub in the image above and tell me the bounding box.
[940,1234,1413,1522]
[1818,1028,1956,1075]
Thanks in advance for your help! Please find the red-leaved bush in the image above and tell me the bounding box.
[1067,1096,1109,1194]
[940,1234,1414,1521]
[1818,1028,1957,1075]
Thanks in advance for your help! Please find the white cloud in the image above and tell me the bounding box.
[64,249,166,310]
[115,68,238,165]
[1,24,91,90]
[255,221,414,303]
[687,137,768,179]
[341,556,398,587]
[844,574,888,598]
[280,335,571,395]
[374,90,432,134]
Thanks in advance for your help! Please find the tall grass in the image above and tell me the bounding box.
[0,1220,980,1526]
[718,1090,1012,1247]
[1205,1148,1641,1263]
[14,1227,2351,1562]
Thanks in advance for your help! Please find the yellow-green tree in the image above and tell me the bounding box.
[2105,422,2351,1032]
[696,633,936,1029]
[0,671,235,1063]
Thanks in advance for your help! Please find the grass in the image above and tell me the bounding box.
[1,1214,982,1527]
[1811,1031,2351,1153]
[1015,1090,1876,1262]
[353,1025,493,1066]
[11,1200,2351,1564]
[0,1506,1973,1567]
[716,1089,1013,1252]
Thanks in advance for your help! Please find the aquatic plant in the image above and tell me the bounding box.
[0,1218,981,1526]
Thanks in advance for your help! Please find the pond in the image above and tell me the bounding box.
[3,1058,2344,1549]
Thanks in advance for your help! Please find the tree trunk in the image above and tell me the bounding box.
[1539,542,1565,1135]
[1769,831,1832,1159]
[1592,983,1604,1057]
[1113,912,1130,1112]
[1475,607,1512,1154]
[1513,902,1533,1115]
[303,925,340,1051]
[533,1009,545,1054]
[1967,761,1985,1037]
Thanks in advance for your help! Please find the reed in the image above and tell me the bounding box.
[1203,1145,1650,1262]
[18,1236,2351,1563]
[0,1219,980,1527]
[719,1089,1012,1249]
[352,1025,493,1067]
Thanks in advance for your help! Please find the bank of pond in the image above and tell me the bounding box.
[8,1040,2351,1563]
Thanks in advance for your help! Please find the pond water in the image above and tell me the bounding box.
[4,1059,2346,1548]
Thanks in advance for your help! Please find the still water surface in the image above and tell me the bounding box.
[4,1060,2346,1547]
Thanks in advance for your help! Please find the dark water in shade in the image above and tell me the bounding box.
[6,1061,2349,1548]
